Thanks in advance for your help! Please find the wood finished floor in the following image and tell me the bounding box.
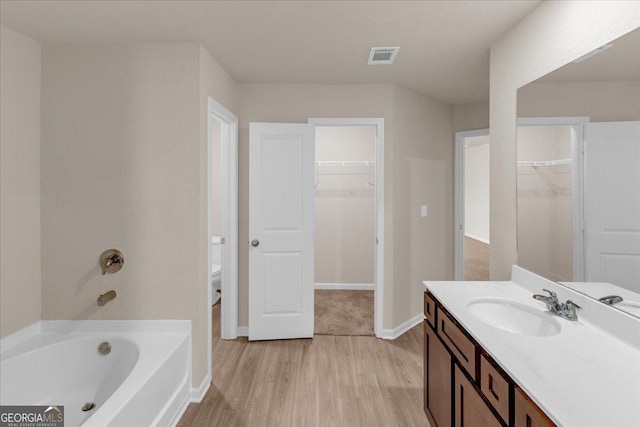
[178,304,429,427]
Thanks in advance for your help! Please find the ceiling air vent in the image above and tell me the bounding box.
[367,47,400,65]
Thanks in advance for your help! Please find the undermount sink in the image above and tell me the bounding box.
[467,298,562,337]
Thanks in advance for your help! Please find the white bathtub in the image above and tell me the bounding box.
[0,321,191,427]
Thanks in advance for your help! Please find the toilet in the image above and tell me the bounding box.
[211,236,222,305]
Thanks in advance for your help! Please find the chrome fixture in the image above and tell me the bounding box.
[599,295,623,305]
[99,249,124,275]
[532,289,581,321]
[82,403,96,412]
[97,290,117,306]
[97,341,111,355]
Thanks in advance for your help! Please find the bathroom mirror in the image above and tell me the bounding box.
[516,27,640,318]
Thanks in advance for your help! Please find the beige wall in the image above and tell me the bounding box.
[517,126,573,282]
[236,83,453,329]
[41,43,236,388]
[391,85,454,326]
[464,136,490,243]
[518,81,640,121]
[0,26,42,338]
[315,126,376,284]
[453,100,490,132]
[489,1,640,280]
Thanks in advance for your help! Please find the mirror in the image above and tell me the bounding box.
[516,28,640,317]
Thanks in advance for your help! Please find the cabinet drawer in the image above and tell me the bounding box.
[480,355,510,424]
[424,292,436,327]
[437,307,477,378]
[515,387,555,427]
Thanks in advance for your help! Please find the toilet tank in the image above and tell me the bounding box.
[211,236,222,265]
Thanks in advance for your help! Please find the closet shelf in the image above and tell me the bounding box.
[315,161,375,166]
[314,160,376,187]
[517,158,571,167]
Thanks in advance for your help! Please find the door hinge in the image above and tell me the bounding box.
[220,237,226,244]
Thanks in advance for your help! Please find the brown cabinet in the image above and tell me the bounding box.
[515,387,555,427]
[424,291,555,427]
[454,365,502,427]
[480,354,511,425]
[437,307,477,379]
[424,321,452,427]
[425,292,436,327]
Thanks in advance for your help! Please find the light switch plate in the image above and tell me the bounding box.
[421,205,428,217]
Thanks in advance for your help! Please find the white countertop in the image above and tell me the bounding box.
[423,277,640,427]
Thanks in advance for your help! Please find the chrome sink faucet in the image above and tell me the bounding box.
[532,289,581,321]
[599,295,623,305]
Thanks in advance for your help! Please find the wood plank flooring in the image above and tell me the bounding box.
[464,236,490,281]
[178,304,429,427]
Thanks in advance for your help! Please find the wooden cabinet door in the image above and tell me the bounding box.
[425,321,452,427]
[454,365,501,427]
[514,387,555,427]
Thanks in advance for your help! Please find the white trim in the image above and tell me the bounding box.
[464,233,490,245]
[314,283,375,290]
[190,372,212,402]
[516,116,589,282]
[308,117,385,339]
[237,326,249,337]
[207,98,239,396]
[454,128,490,281]
[381,313,425,340]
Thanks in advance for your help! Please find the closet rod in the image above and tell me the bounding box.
[315,161,375,166]
[517,158,571,167]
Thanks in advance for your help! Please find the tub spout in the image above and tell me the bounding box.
[97,290,117,306]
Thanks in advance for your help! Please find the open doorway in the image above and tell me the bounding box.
[206,97,238,391]
[313,125,376,336]
[309,118,384,338]
[455,129,490,281]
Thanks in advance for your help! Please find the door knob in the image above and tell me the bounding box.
[251,239,260,247]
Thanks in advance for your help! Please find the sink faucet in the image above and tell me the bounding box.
[599,295,623,305]
[532,289,581,321]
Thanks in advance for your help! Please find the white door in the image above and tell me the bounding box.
[249,122,315,340]
[584,121,640,293]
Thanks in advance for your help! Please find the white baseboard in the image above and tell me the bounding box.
[315,283,374,290]
[190,372,211,402]
[381,313,425,340]
[464,233,490,245]
[237,326,248,337]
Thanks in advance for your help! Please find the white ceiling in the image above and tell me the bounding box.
[539,27,640,83]
[0,0,543,105]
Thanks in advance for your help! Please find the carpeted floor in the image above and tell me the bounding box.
[464,236,490,281]
[314,290,374,336]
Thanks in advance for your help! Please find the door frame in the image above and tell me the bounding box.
[454,128,490,281]
[307,117,385,338]
[516,116,590,281]
[207,97,239,358]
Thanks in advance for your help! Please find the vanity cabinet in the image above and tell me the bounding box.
[424,321,451,427]
[424,291,556,427]
[514,387,555,427]
[454,365,501,427]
